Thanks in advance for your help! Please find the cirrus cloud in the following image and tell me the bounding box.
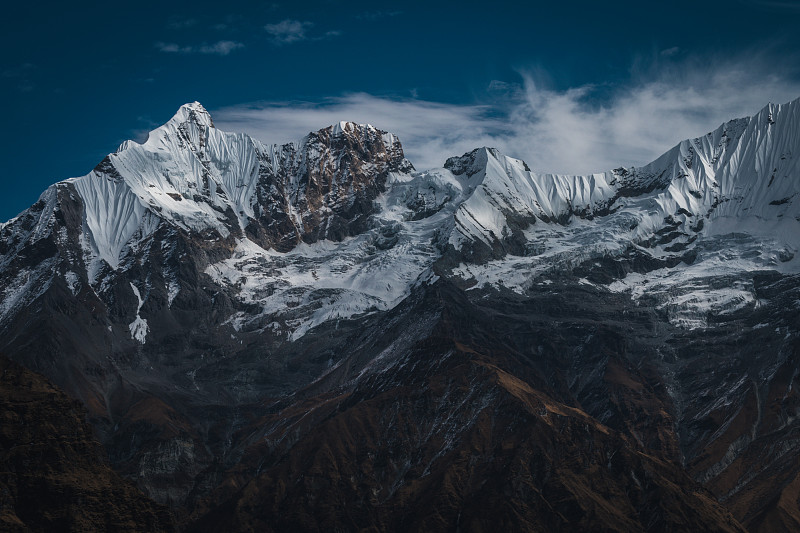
[264,19,313,44]
[155,40,244,56]
[264,19,342,45]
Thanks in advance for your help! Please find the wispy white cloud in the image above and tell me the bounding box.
[264,19,313,44]
[199,41,244,55]
[318,30,343,40]
[500,51,800,173]
[214,52,800,174]
[155,42,193,54]
[215,95,502,170]
[264,19,341,44]
[155,40,244,55]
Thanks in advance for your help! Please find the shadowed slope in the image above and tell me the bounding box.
[0,355,175,532]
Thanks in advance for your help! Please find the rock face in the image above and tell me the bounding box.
[1,99,800,530]
[245,120,413,250]
[0,355,174,532]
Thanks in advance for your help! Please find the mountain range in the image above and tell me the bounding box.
[1,98,799,531]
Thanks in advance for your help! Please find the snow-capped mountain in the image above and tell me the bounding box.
[1,99,799,531]
[447,103,800,327]
[4,100,797,345]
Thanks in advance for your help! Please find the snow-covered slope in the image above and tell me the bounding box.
[206,165,483,340]
[64,103,414,270]
[0,103,415,338]
[445,100,800,328]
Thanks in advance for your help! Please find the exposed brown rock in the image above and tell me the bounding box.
[246,122,413,251]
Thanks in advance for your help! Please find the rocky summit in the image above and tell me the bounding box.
[1,98,800,531]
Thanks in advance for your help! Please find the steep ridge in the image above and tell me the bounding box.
[0,98,799,530]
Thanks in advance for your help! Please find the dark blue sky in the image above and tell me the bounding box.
[2,0,800,221]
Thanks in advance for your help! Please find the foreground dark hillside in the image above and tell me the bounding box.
[3,272,796,532]
[0,355,174,532]
[186,280,751,532]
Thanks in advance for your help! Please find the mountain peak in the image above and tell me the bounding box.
[444,147,516,177]
[169,101,214,129]
[330,120,375,136]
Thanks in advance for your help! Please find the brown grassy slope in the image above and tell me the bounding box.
[0,354,175,532]
[189,338,746,533]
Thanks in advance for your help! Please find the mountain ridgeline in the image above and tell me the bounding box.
[1,99,800,531]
